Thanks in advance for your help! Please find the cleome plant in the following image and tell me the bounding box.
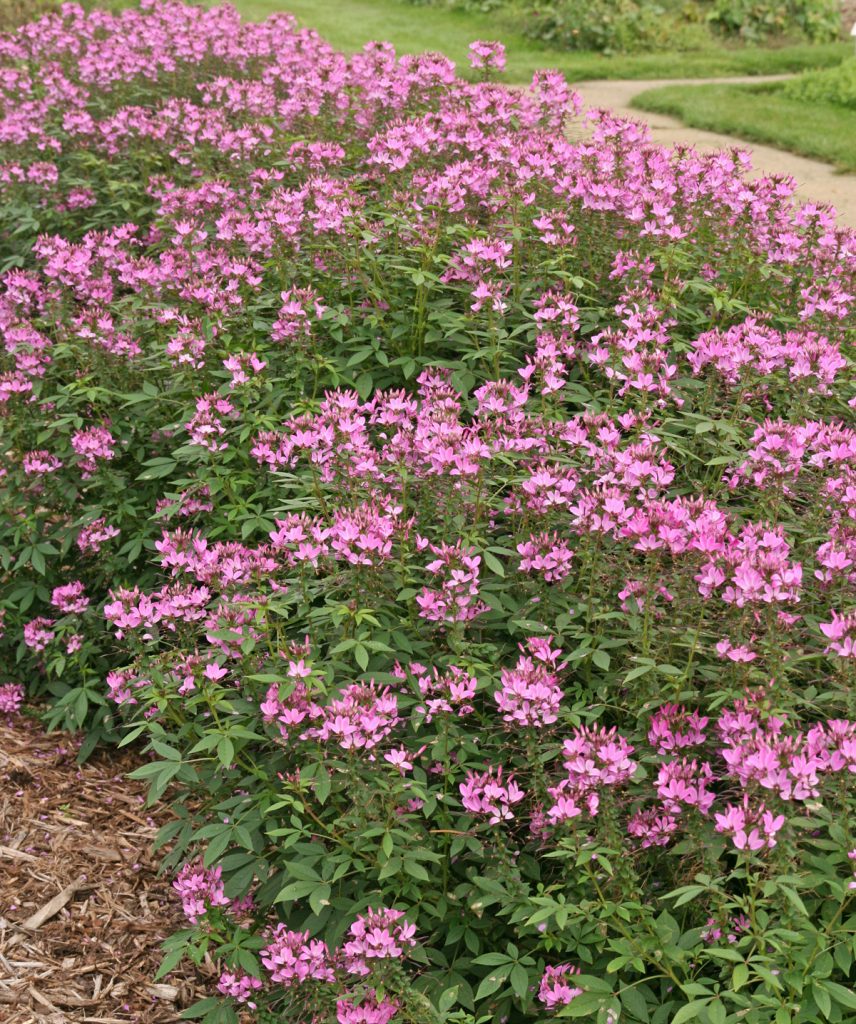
[0,3,855,1023]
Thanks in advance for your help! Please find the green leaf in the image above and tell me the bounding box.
[155,948,185,981]
[137,459,177,480]
[471,953,512,966]
[670,1001,710,1024]
[203,830,231,866]
[814,983,832,1020]
[275,880,319,903]
[509,964,530,1001]
[314,772,331,805]
[668,884,706,908]
[180,998,221,1019]
[483,550,505,577]
[821,981,856,1010]
[475,965,511,1001]
[780,886,808,917]
[354,643,369,671]
[308,883,331,916]
[438,986,459,1013]
[732,963,748,991]
[557,992,608,1017]
[403,858,430,881]
[707,999,726,1024]
[620,985,650,1021]
[216,736,235,767]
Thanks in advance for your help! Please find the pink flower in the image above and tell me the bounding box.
[716,638,757,662]
[342,907,417,974]
[820,611,856,658]
[23,617,55,652]
[71,426,116,476]
[547,725,636,821]
[460,766,525,823]
[647,704,708,754]
[261,926,333,985]
[468,40,506,73]
[656,758,716,815]
[173,861,230,923]
[23,450,62,474]
[77,518,120,554]
[337,994,399,1024]
[305,682,399,751]
[494,642,563,728]
[217,970,262,1007]
[416,541,487,624]
[517,531,574,581]
[538,964,583,1008]
[408,663,477,721]
[384,748,413,774]
[51,581,90,614]
[0,683,24,716]
[714,796,785,852]
[627,807,678,848]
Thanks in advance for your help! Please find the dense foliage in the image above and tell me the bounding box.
[784,57,856,109]
[415,0,841,53]
[706,0,841,43]
[1,3,856,1024]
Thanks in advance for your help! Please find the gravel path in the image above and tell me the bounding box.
[575,75,856,227]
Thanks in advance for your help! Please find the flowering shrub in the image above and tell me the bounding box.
[1,2,856,1022]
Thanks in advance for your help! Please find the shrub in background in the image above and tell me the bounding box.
[783,57,856,109]
[708,0,840,43]
[517,0,711,54]
[408,0,841,53]
[1,3,855,1024]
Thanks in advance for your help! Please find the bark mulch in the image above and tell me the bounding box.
[0,715,213,1023]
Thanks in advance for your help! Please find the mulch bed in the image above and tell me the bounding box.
[0,715,212,1023]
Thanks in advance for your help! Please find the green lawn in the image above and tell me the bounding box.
[633,81,856,172]
[226,0,850,83]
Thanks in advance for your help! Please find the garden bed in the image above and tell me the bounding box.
[0,2,854,1023]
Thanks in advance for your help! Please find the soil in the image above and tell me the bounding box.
[574,75,856,228]
[0,715,212,1023]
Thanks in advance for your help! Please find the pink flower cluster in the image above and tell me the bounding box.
[714,797,785,852]
[337,994,399,1024]
[173,861,230,924]
[217,971,262,1008]
[468,40,506,73]
[416,540,487,624]
[0,682,24,715]
[548,725,637,822]
[538,964,583,1007]
[50,581,89,614]
[261,927,334,985]
[406,662,477,722]
[342,907,417,973]
[460,766,525,823]
[494,638,563,728]
[71,426,116,477]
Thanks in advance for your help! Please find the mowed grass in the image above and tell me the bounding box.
[633,81,856,171]
[225,0,850,83]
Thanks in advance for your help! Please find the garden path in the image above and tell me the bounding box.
[575,75,856,227]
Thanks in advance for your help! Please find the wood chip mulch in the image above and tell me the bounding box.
[0,715,213,1023]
